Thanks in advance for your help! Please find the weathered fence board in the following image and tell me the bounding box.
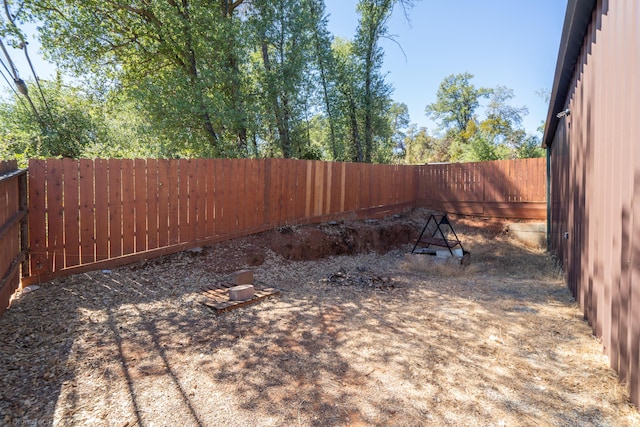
[416,158,546,219]
[22,157,544,284]
[0,160,27,315]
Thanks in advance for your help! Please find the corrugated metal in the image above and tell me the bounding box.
[547,0,640,405]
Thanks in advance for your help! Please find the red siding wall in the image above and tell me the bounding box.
[548,0,640,404]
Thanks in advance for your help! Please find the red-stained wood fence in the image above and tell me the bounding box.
[416,158,546,219]
[24,158,416,284]
[0,160,28,315]
[6,157,545,288]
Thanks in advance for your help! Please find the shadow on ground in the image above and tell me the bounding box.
[0,210,635,426]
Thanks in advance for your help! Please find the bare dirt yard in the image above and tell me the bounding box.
[1,208,639,426]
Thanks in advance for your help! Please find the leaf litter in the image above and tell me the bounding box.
[0,209,639,426]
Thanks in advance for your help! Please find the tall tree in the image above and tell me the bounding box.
[480,85,528,144]
[250,0,318,158]
[332,38,363,162]
[387,101,410,157]
[27,0,248,156]
[425,72,491,133]
[309,0,339,160]
[354,0,412,162]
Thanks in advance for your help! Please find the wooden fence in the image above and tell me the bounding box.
[0,160,28,315]
[5,157,546,287]
[25,158,416,283]
[416,158,546,219]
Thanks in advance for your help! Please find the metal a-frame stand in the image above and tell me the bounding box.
[411,213,464,255]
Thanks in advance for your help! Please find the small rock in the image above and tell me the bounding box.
[22,285,40,294]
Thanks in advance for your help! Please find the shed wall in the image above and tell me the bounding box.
[548,0,640,403]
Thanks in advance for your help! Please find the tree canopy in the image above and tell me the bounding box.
[0,2,545,165]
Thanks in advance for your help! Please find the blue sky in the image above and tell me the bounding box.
[324,0,568,136]
[2,1,568,136]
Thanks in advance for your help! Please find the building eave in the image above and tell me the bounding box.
[542,0,597,148]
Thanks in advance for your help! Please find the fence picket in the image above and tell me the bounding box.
[157,159,170,247]
[146,159,158,250]
[62,159,80,268]
[205,159,216,237]
[168,160,179,245]
[21,157,545,282]
[95,160,109,261]
[79,159,95,264]
[121,159,135,255]
[134,159,147,253]
[187,160,198,242]
[26,161,45,275]
[108,159,123,258]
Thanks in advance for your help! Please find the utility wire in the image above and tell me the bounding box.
[0,40,45,128]
[22,42,54,121]
[1,0,49,128]
[2,0,53,119]
[0,52,14,77]
[0,66,31,114]
[0,65,20,97]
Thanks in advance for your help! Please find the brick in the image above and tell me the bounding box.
[229,285,255,301]
[230,269,254,285]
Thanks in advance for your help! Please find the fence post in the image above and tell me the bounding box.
[19,170,28,279]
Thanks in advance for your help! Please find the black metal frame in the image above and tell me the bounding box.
[411,213,464,255]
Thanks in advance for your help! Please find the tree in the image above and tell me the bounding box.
[309,0,339,160]
[404,125,433,164]
[425,72,491,133]
[385,101,410,159]
[249,0,318,158]
[354,0,413,162]
[27,0,249,156]
[0,75,173,161]
[479,86,528,144]
[332,38,363,162]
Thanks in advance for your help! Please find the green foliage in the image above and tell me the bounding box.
[419,73,544,163]
[0,76,174,161]
[425,72,491,133]
[0,77,102,159]
[5,2,547,166]
[30,0,251,156]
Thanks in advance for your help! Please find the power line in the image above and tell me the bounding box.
[0,47,46,128]
[0,48,16,78]
[22,42,54,121]
[0,66,31,114]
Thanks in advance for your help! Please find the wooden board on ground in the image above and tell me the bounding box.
[201,283,280,314]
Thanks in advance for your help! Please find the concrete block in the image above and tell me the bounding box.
[229,285,255,301]
[230,269,254,285]
[507,222,547,248]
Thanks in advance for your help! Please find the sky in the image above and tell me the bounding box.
[1,1,568,137]
[324,0,568,135]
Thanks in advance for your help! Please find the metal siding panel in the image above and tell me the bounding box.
[627,0,640,403]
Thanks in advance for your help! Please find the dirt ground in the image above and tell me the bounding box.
[1,208,639,426]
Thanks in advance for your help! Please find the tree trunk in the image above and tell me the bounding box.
[348,97,362,162]
[182,5,220,153]
[311,21,338,159]
[221,1,248,154]
[363,45,373,163]
[261,41,291,158]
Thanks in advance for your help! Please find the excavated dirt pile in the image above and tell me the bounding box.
[197,213,421,274]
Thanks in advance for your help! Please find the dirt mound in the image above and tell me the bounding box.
[198,213,421,274]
